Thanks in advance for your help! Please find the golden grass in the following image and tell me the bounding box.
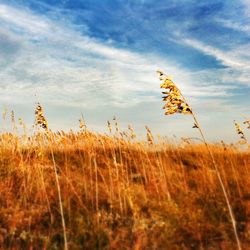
[0,129,249,250]
[158,70,244,249]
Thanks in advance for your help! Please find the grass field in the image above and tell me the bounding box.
[0,127,249,249]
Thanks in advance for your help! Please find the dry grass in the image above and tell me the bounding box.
[0,129,249,250]
[158,70,244,250]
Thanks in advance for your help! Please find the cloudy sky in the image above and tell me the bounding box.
[0,0,249,142]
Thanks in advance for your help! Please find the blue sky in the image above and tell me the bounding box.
[0,0,249,142]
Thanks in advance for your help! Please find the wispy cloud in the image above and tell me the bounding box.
[180,38,246,68]
[0,4,155,106]
[0,3,233,108]
[0,4,51,35]
[216,18,250,33]
[172,35,250,87]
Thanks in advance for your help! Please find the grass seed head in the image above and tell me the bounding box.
[113,116,120,132]
[79,117,86,131]
[11,110,15,124]
[243,120,250,129]
[234,120,246,141]
[107,121,112,133]
[35,103,48,131]
[157,70,192,116]
[192,123,199,129]
[2,107,7,121]
[128,125,136,139]
[145,125,154,144]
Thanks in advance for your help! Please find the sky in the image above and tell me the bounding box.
[0,0,249,142]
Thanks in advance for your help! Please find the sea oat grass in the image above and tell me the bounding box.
[157,70,247,250]
[0,129,249,249]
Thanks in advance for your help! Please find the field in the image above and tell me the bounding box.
[0,126,249,250]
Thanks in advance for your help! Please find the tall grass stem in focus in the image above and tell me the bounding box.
[157,70,242,250]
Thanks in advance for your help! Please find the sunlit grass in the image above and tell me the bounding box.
[0,123,249,249]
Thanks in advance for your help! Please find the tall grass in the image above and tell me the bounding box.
[0,86,249,249]
[157,70,246,250]
[0,126,249,249]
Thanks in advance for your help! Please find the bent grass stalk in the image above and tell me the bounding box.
[191,113,242,250]
[157,70,242,250]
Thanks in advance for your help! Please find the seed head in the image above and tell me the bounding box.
[11,111,15,124]
[192,123,199,128]
[79,115,87,131]
[157,71,192,115]
[113,116,119,132]
[234,121,246,141]
[2,107,7,120]
[35,103,48,130]
[145,125,154,144]
[243,120,250,129]
[107,121,112,133]
[128,124,136,139]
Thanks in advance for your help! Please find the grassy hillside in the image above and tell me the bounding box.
[0,130,249,249]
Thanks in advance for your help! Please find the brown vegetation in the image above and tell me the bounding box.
[0,130,249,249]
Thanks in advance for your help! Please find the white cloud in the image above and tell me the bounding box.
[240,0,250,17]
[0,4,50,35]
[0,3,234,109]
[172,37,250,87]
[216,18,250,33]
[181,38,248,69]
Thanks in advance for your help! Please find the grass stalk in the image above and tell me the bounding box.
[191,111,242,250]
[158,70,242,250]
[50,143,68,250]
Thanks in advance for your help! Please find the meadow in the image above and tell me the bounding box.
[0,73,249,250]
[0,120,249,250]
